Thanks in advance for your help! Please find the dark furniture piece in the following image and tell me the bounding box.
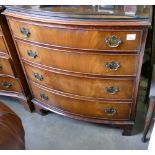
[142,6,155,142]
[0,101,25,149]
[0,7,33,112]
[3,5,152,135]
[142,65,155,142]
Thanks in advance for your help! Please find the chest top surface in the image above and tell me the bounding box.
[3,5,152,26]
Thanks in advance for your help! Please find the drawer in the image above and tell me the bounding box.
[0,36,8,53]
[0,27,2,35]
[0,76,22,93]
[17,41,139,76]
[0,57,15,76]
[31,82,131,120]
[9,19,142,51]
[24,63,134,100]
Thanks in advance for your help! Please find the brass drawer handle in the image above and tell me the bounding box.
[40,93,49,101]
[0,65,2,71]
[106,86,120,95]
[27,50,38,59]
[1,82,12,88]
[105,35,123,48]
[33,73,43,81]
[20,27,31,37]
[105,61,121,70]
[105,107,117,116]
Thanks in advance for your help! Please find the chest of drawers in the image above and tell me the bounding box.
[3,5,152,135]
[0,7,33,112]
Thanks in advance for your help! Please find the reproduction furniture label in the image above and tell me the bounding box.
[126,34,136,40]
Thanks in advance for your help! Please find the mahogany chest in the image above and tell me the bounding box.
[3,5,152,135]
[0,7,33,111]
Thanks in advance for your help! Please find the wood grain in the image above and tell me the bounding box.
[9,18,142,51]
[0,8,34,112]
[0,76,22,93]
[30,81,131,120]
[0,35,8,54]
[0,101,25,149]
[3,10,152,26]
[24,62,135,100]
[0,56,15,76]
[3,6,151,135]
[17,40,139,76]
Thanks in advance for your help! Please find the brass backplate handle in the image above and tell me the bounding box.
[27,50,38,58]
[20,27,31,37]
[40,93,49,101]
[105,108,117,116]
[106,86,120,95]
[105,35,123,48]
[1,82,12,88]
[105,61,121,70]
[33,73,43,81]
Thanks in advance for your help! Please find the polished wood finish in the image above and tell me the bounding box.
[31,81,131,120]
[0,35,8,54]
[0,101,25,150]
[3,6,151,135]
[4,9,151,27]
[0,76,22,93]
[0,27,2,35]
[0,8,34,112]
[0,56,15,76]
[24,62,134,100]
[9,18,142,51]
[16,40,139,76]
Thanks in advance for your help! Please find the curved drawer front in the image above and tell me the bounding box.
[0,76,22,93]
[10,19,142,51]
[0,36,8,54]
[30,82,131,120]
[24,63,134,100]
[0,57,14,76]
[17,41,138,76]
[0,28,2,35]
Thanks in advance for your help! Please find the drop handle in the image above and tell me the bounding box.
[1,82,12,88]
[105,35,123,48]
[105,61,121,71]
[104,108,117,116]
[27,50,38,59]
[40,93,49,101]
[106,86,120,95]
[33,73,43,81]
[20,27,31,37]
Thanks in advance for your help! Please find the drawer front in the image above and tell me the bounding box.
[0,36,8,53]
[24,63,134,100]
[10,19,142,51]
[0,57,14,76]
[0,27,2,35]
[0,76,22,93]
[17,41,139,76]
[31,82,131,120]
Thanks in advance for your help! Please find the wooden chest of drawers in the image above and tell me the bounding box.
[3,5,152,135]
[0,8,33,111]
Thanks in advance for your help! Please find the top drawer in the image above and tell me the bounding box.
[8,19,142,51]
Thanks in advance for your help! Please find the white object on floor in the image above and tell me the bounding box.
[148,122,155,150]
